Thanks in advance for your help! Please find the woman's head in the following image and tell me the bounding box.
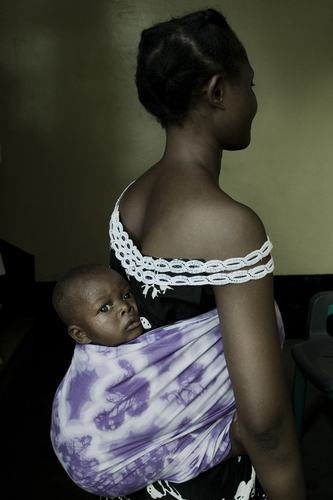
[136,9,248,129]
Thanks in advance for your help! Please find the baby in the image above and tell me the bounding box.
[52,264,143,346]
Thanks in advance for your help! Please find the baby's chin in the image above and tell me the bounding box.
[99,327,144,347]
[127,326,144,342]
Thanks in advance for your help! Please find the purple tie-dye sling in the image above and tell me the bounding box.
[50,306,284,498]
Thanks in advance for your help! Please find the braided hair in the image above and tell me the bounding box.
[136,9,247,128]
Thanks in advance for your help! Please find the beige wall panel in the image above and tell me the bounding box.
[0,0,332,280]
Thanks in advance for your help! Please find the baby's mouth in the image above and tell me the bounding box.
[126,316,141,331]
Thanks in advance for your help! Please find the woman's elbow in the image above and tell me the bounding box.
[239,411,292,453]
[249,427,281,452]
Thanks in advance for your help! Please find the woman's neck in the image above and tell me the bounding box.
[163,123,223,183]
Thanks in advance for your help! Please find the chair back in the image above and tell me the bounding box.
[306,291,333,339]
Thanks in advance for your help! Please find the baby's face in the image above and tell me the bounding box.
[76,268,142,346]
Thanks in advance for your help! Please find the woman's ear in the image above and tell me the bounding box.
[205,74,225,108]
[68,325,92,344]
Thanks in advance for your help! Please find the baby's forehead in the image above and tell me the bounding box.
[75,268,127,290]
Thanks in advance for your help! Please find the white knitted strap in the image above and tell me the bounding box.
[127,261,274,285]
[110,199,274,286]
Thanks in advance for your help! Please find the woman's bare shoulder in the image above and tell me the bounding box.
[120,170,267,261]
[180,187,267,262]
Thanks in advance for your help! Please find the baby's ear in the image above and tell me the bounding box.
[68,326,92,344]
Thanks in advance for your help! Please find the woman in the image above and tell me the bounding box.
[107,8,306,499]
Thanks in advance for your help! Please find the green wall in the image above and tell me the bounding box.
[0,0,332,280]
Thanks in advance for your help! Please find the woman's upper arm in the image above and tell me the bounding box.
[208,203,289,433]
[213,274,288,430]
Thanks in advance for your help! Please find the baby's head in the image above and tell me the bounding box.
[52,264,143,346]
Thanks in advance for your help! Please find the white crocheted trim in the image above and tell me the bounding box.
[110,196,274,286]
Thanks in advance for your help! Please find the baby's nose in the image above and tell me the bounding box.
[119,301,132,315]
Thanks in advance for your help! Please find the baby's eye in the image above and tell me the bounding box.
[123,291,133,300]
[99,304,111,313]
